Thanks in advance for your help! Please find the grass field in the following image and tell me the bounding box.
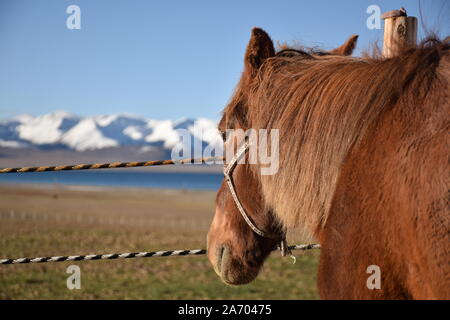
[0,184,319,299]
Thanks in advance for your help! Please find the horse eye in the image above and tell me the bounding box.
[221,131,227,142]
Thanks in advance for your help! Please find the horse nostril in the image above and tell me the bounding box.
[216,245,226,273]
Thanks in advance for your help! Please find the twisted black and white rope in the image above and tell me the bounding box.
[0,244,320,265]
[0,156,224,174]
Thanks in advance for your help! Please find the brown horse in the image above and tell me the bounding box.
[207,27,449,299]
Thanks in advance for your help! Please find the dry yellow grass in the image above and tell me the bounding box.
[0,184,319,299]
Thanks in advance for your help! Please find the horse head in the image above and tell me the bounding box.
[207,28,358,285]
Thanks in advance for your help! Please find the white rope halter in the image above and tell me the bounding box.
[223,139,292,257]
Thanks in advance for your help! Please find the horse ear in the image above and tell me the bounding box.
[244,28,275,77]
[330,35,359,56]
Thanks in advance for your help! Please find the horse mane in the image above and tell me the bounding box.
[224,37,450,235]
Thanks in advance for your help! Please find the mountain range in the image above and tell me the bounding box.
[0,111,222,155]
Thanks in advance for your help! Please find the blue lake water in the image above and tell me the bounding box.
[0,171,223,190]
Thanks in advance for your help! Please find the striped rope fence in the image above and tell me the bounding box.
[0,156,224,174]
[0,244,320,265]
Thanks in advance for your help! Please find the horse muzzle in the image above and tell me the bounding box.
[211,244,260,285]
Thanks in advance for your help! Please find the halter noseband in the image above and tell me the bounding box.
[223,140,292,257]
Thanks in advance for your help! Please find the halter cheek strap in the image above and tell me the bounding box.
[223,140,292,257]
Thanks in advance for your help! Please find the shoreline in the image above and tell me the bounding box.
[0,182,218,193]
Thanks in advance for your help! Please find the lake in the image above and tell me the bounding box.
[0,171,223,190]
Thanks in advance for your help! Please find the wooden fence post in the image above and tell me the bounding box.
[381,7,417,58]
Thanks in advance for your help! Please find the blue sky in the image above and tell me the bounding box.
[0,0,448,120]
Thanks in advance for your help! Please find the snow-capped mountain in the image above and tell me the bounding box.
[0,111,222,153]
